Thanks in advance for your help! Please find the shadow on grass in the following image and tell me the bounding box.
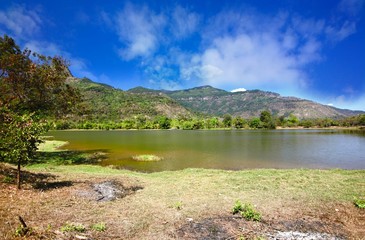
[32,180,73,191]
[0,164,54,183]
[34,149,109,165]
[1,149,109,190]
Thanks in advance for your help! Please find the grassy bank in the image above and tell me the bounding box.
[1,161,364,239]
[1,142,364,239]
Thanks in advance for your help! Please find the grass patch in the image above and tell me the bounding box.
[60,222,86,233]
[354,197,365,209]
[91,222,106,232]
[37,140,68,152]
[132,154,163,161]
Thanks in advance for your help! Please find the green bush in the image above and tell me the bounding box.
[232,200,244,214]
[232,200,261,221]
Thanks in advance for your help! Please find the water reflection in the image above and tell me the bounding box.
[49,129,365,172]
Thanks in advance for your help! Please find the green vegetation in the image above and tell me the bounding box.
[0,35,80,188]
[132,154,163,162]
[354,197,365,209]
[232,200,262,221]
[60,222,86,232]
[91,222,106,232]
[170,201,183,210]
[37,140,68,152]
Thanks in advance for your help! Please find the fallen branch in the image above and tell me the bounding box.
[17,216,30,236]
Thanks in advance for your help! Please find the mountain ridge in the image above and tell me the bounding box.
[68,78,363,120]
[127,85,364,119]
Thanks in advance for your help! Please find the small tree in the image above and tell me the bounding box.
[156,116,171,129]
[0,35,80,189]
[260,110,276,129]
[233,116,245,129]
[0,109,47,189]
[222,114,232,128]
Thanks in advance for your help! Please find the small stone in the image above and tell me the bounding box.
[186,218,193,222]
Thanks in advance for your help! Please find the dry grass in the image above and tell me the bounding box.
[1,163,364,239]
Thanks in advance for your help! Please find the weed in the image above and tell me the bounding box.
[171,201,183,210]
[91,222,106,232]
[14,225,31,237]
[232,200,244,214]
[232,201,261,221]
[2,175,14,183]
[60,222,86,232]
[354,197,365,209]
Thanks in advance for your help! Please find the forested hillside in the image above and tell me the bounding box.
[68,78,193,121]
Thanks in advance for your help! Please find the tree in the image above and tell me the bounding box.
[260,110,276,129]
[249,118,261,129]
[0,35,80,189]
[233,116,245,129]
[0,109,47,189]
[222,114,232,128]
[156,116,171,129]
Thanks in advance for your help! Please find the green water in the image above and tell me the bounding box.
[48,129,365,172]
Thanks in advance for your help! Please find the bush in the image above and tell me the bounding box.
[232,200,261,221]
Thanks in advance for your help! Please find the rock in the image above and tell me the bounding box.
[93,181,123,202]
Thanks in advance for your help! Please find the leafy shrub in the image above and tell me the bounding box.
[232,200,244,214]
[232,200,261,221]
[240,204,261,221]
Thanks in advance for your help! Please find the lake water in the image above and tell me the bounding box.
[48,129,365,172]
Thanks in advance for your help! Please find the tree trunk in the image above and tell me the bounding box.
[17,160,21,189]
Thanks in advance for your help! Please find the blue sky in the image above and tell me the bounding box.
[1,0,364,111]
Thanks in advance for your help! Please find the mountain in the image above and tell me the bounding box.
[164,86,363,119]
[68,78,193,120]
[129,85,362,119]
[68,77,362,120]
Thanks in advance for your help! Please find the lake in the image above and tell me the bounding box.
[48,129,365,172]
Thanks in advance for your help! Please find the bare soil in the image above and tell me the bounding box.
[0,164,364,240]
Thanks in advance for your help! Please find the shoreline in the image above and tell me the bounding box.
[50,126,364,131]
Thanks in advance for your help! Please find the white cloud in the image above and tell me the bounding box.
[196,33,305,91]
[0,5,42,39]
[325,21,356,42]
[328,94,365,111]
[231,88,247,93]
[171,6,199,39]
[114,3,165,60]
[338,0,364,16]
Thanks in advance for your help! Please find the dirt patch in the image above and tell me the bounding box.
[91,180,142,201]
[177,216,347,239]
